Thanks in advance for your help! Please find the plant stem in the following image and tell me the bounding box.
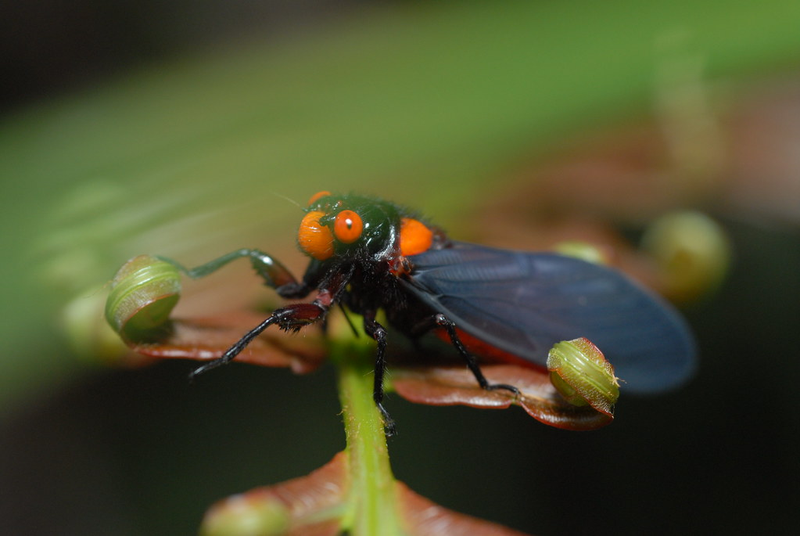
[332,332,403,536]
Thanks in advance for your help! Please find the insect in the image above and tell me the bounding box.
[188,191,695,434]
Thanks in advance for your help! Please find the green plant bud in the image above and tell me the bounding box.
[641,211,730,303]
[547,338,619,417]
[200,498,290,536]
[105,255,181,339]
[63,285,129,363]
[553,241,608,265]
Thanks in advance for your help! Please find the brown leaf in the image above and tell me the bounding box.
[120,312,611,430]
[201,452,348,536]
[391,364,612,431]
[397,481,533,536]
[202,452,534,536]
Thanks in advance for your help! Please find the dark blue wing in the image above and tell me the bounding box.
[402,241,696,393]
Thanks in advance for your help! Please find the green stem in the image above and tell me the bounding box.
[332,332,403,536]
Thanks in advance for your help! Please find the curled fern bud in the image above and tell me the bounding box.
[105,255,181,340]
[547,338,619,417]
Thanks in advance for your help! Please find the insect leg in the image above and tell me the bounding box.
[188,302,328,380]
[189,314,279,378]
[160,249,310,297]
[363,313,397,436]
[425,314,520,396]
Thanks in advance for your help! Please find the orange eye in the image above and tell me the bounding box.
[333,210,363,244]
[307,190,332,206]
[298,211,334,260]
[399,217,433,256]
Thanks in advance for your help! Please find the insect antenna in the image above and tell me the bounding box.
[271,191,302,210]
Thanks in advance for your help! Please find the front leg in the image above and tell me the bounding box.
[161,248,311,298]
[362,313,396,437]
[189,300,329,380]
[188,264,351,380]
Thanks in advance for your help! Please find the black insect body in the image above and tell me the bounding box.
[189,191,695,435]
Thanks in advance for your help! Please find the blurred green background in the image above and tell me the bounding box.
[2,1,799,534]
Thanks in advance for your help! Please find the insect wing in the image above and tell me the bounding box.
[403,241,696,393]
